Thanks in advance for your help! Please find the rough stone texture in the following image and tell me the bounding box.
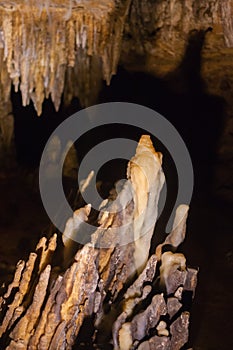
[121,0,221,73]
[120,0,233,202]
[137,335,171,350]
[0,136,197,349]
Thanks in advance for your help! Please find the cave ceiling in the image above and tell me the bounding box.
[0,0,232,161]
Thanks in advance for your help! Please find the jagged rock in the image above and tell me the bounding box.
[118,294,167,350]
[137,335,171,350]
[0,136,197,349]
[167,297,182,319]
[170,312,190,350]
[159,251,187,294]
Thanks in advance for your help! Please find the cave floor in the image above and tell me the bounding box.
[0,164,232,350]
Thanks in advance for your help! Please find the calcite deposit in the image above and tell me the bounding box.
[0,0,131,116]
[0,136,197,349]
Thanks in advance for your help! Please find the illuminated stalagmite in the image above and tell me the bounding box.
[0,136,197,349]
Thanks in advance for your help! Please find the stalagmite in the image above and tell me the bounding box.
[155,204,189,259]
[0,135,198,349]
[127,135,165,273]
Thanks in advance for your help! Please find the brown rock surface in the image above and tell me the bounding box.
[120,0,233,201]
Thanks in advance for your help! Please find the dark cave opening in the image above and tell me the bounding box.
[12,30,226,191]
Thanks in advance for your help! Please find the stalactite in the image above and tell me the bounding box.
[0,0,232,118]
[0,0,132,116]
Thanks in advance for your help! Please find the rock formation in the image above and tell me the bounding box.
[0,136,198,349]
[0,0,131,115]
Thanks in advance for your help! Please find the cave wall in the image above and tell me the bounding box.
[120,0,233,200]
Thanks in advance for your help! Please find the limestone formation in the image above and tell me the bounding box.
[0,136,197,349]
[0,0,131,117]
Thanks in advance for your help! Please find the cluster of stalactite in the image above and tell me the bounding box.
[0,136,198,349]
[0,1,233,117]
[0,0,131,116]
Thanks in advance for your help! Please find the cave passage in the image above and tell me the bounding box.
[4,29,231,350]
